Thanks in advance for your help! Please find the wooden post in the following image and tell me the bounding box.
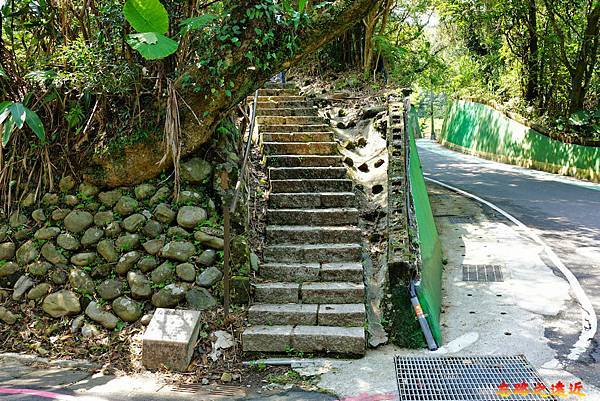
[220,170,231,317]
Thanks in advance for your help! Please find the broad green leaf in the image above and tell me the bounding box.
[298,0,308,12]
[568,111,589,126]
[0,101,10,114]
[2,118,14,147]
[123,0,169,34]
[0,108,9,126]
[179,15,217,34]
[25,108,45,142]
[127,32,179,60]
[8,102,26,129]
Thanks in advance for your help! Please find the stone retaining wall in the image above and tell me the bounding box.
[0,157,250,334]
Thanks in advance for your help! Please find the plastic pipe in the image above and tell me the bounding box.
[410,280,438,351]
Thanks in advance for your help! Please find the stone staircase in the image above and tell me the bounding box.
[242,83,366,355]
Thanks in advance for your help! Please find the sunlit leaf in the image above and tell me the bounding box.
[2,118,14,147]
[127,32,178,60]
[123,0,169,34]
[179,15,217,34]
[8,102,26,129]
[25,108,45,142]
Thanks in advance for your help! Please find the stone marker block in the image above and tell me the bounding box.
[142,308,201,371]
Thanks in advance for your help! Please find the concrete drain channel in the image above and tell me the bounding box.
[462,264,505,282]
[395,355,557,400]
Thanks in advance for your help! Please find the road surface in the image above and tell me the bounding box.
[417,139,600,386]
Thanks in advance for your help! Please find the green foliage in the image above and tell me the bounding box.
[126,32,179,60]
[0,101,45,147]
[123,0,178,60]
[123,0,169,33]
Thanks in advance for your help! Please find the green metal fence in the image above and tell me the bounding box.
[440,100,600,182]
[407,107,443,345]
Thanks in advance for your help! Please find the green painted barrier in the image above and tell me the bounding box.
[440,100,600,182]
[408,107,443,345]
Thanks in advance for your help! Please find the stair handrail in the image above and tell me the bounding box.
[222,89,259,317]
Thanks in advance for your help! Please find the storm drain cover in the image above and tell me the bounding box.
[430,193,451,199]
[463,264,504,282]
[395,355,557,400]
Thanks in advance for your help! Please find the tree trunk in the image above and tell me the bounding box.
[84,0,379,187]
[524,0,539,103]
[569,3,600,112]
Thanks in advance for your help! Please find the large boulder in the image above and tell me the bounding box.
[64,210,94,233]
[96,279,123,300]
[115,251,141,275]
[151,284,187,308]
[42,290,81,318]
[57,233,80,251]
[196,266,223,287]
[85,301,118,329]
[41,242,67,265]
[16,241,39,265]
[0,243,16,260]
[161,241,195,262]
[122,214,146,233]
[127,271,152,299]
[186,288,217,311]
[176,206,207,229]
[181,157,212,184]
[81,227,104,246]
[112,296,143,322]
[69,269,95,294]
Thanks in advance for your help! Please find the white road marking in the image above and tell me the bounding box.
[425,176,598,361]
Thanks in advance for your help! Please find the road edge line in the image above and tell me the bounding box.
[424,176,597,361]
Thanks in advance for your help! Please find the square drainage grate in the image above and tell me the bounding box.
[430,193,451,199]
[463,264,504,282]
[395,355,557,401]
[448,215,476,224]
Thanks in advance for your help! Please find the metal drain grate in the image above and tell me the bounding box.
[169,384,247,398]
[463,264,504,282]
[395,355,557,401]
[448,215,476,224]
[430,193,451,199]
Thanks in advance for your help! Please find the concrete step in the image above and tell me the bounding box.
[269,192,355,208]
[317,304,366,326]
[248,303,365,327]
[266,155,343,168]
[258,88,300,96]
[260,262,363,283]
[257,101,312,109]
[253,282,364,304]
[269,167,347,180]
[242,325,365,354]
[257,108,318,117]
[261,124,330,133]
[270,179,352,193]
[257,116,325,125]
[267,208,359,226]
[263,82,298,89]
[302,282,365,303]
[263,243,362,263]
[263,142,337,156]
[266,225,361,244]
[249,304,317,325]
[255,95,305,103]
[262,132,333,142]
[321,262,364,282]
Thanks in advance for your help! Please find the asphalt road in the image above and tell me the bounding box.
[416,139,600,386]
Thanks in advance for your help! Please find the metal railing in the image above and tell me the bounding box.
[222,89,259,317]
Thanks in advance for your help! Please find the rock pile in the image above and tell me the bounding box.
[0,158,246,333]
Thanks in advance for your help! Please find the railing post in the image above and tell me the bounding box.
[223,206,231,317]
